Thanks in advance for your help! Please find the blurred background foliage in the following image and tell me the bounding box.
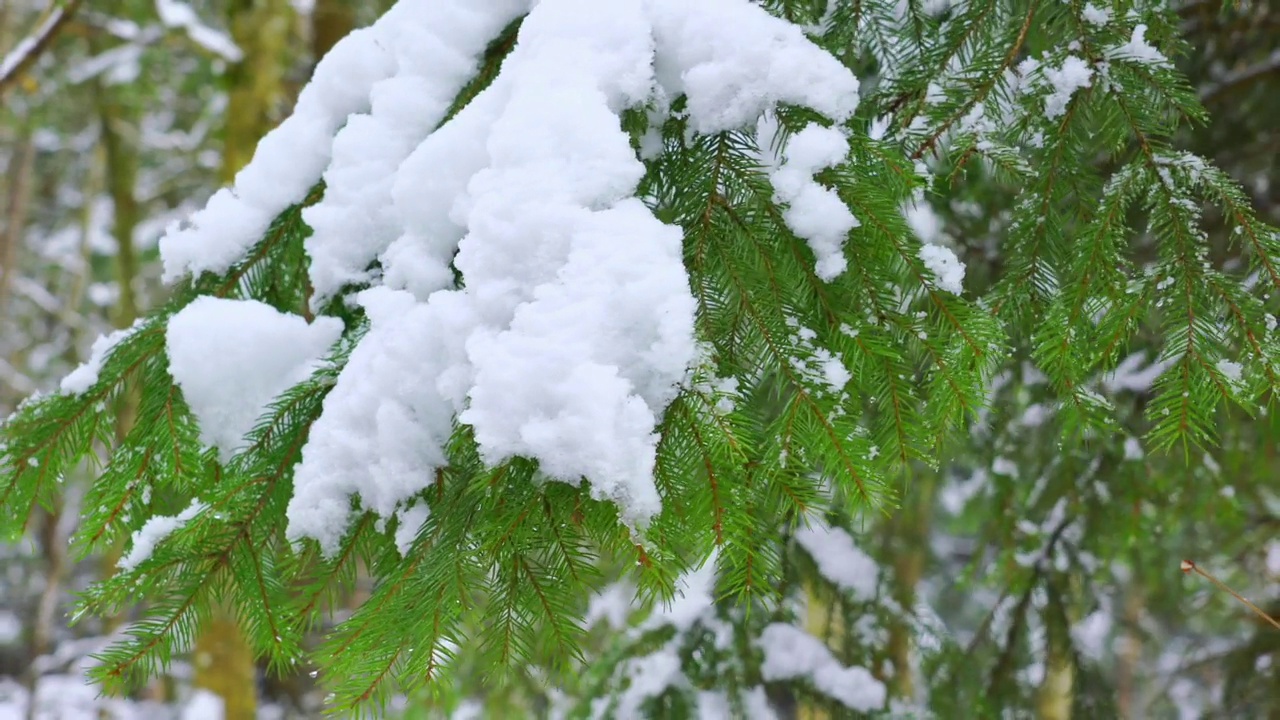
[0,0,1277,718]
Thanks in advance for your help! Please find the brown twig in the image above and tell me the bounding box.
[1181,559,1280,630]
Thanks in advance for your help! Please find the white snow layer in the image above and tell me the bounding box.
[303,0,531,307]
[757,116,859,280]
[157,0,430,281]
[793,519,878,600]
[758,624,886,712]
[118,498,207,571]
[1081,2,1111,26]
[179,690,226,720]
[0,6,65,81]
[60,320,146,395]
[1043,55,1093,120]
[919,243,965,294]
[166,297,342,460]
[284,0,858,554]
[647,0,859,134]
[1105,24,1168,67]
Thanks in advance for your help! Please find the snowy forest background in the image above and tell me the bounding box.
[1,0,1279,718]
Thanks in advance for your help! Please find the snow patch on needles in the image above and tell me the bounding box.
[758,624,886,712]
[646,0,859,134]
[119,499,206,571]
[166,297,342,460]
[1043,56,1093,120]
[153,0,860,555]
[1106,25,1169,67]
[794,519,878,600]
[61,320,146,395]
[304,0,531,308]
[287,0,686,553]
[919,243,965,294]
[757,116,859,280]
[1081,3,1110,27]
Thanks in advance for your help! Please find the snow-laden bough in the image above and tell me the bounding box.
[156,0,862,556]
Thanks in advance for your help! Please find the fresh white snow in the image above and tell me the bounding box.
[1266,540,1280,576]
[0,6,65,81]
[758,623,886,712]
[304,0,531,307]
[155,0,243,62]
[919,243,965,294]
[118,498,207,571]
[179,690,226,720]
[646,0,859,134]
[757,116,859,280]
[60,320,146,395]
[141,0,874,555]
[793,519,878,600]
[1043,56,1093,120]
[1082,3,1111,26]
[166,297,342,460]
[157,2,415,281]
[393,502,430,556]
[1106,25,1169,67]
[1216,359,1244,386]
[1103,351,1175,393]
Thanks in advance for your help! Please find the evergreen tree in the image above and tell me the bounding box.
[2,0,1276,716]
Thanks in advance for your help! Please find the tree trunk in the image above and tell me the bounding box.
[193,608,258,720]
[1036,644,1075,720]
[1036,581,1075,720]
[221,0,292,184]
[1116,579,1145,719]
[311,0,355,61]
[883,475,934,701]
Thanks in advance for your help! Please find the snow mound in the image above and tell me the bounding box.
[166,297,342,460]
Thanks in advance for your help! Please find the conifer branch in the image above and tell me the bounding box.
[912,0,1039,160]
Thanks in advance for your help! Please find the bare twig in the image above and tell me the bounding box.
[1181,559,1280,630]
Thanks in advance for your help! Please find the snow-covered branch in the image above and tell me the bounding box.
[0,0,83,98]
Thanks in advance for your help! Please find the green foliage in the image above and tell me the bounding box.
[2,0,1278,716]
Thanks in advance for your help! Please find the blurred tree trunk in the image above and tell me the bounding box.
[1036,578,1075,720]
[883,476,934,701]
[221,0,292,184]
[97,86,139,333]
[0,132,34,316]
[192,4,295,718]
[1116,582,1143,719]
[311,0,355,60]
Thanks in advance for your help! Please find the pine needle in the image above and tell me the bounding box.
[1180,559,1280,630]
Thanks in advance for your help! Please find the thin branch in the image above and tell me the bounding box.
[1199,49,1280,104]
[1180,559,1280,630]
[0,0,83,99]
